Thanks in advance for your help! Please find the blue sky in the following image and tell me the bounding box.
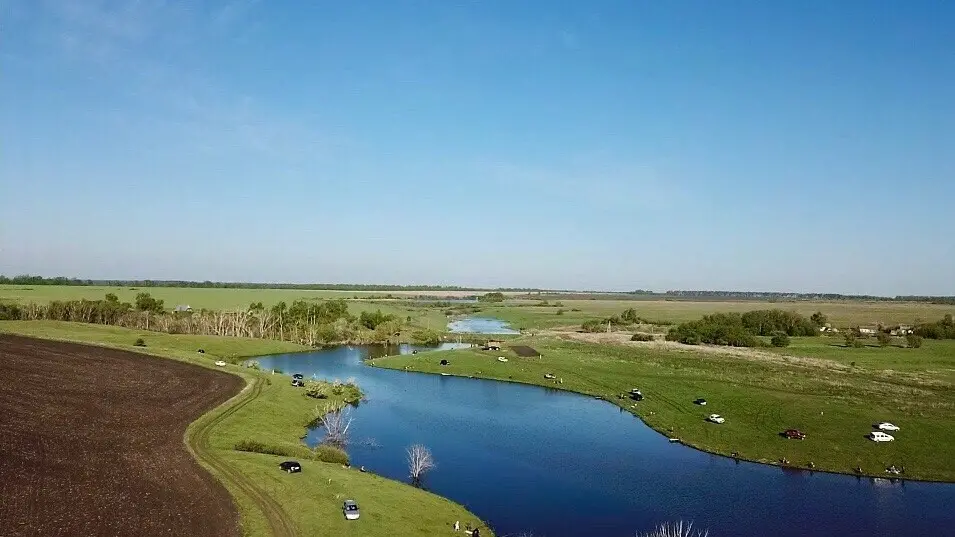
[2,1,952,294]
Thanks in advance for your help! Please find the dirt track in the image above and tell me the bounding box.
[0,335,244,537]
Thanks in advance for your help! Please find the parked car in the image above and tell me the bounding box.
[783,429,806,440]
[291,379,305,387]
[214,360,226,367]
[877,422,900,432]
[279,461,301,473]
[693,398,707,406]
[630,388,644,401]
[707,414,725,424]
[292,373,304,380]
[343,500,360,520]
[869,431,895,442]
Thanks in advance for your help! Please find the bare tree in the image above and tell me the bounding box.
[406,444,435,484]
[321,405,353,446]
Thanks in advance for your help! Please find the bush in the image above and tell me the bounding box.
[0,302,22,320]
[740,309,818,336]
[305,380,330,399]
[665,313,759,347]
[852,339,865,348]
[581,320,605,333]
[631,333,654,342]
[314,444,349,465]
[876,332,892,347]
[906,334,924,348]
[770,332,790,347]
[234,439,295,457]
[133,338,146,347]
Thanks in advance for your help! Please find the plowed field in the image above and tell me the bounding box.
[0,335,243,537]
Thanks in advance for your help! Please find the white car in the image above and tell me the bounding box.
[877,422,900,432]
[214,360,226,367]
[869,431,895,442]
[707,414,725,424]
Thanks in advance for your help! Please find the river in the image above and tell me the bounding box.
[253,325,955,536]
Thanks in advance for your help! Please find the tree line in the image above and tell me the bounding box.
[0,274,538,292]
[665,309,823,347]
[0,293,403,346]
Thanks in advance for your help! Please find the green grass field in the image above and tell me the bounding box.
[0,320,492,536]
[484,299,955,330]
[371,336,955,482]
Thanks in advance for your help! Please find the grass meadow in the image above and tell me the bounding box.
[372,336,955,482]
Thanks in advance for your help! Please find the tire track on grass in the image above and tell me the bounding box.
[187,376,297,537]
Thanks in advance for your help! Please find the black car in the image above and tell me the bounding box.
[292,373,304,380]
[291,379,305,387]
[279,461,302,473]
[694,398,707,406]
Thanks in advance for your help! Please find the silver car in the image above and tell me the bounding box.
[343,500,360,520]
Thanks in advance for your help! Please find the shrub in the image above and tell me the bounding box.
[581,320,605,333]
[555,309,565,316]
[133,338,146,347]
[305,380,330,399]
[843,332,857,348]
[665,313,759,347]
[314,444,349,465]
[852,339,865,348]
[770,332,790,347]
[631,333,654,342]
[876,332,892,347]
[740,309,817,336]
[234,439,295,457]
[906,334,924,348]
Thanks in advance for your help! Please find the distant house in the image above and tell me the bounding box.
[858,327,877,335]
[484,340,504,351]
[174,304,192,313]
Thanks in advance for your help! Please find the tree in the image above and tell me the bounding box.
[876,332,892,347]
[105,293,119,303]
[810,311,828,327]
[319,405,353,446]
[621,308,640,324]
[906,334,923,348]
[843,332,857,348]
[770,332,790,347]
[134,292,164,314]
[478,292,505,303]
[406,444,435,485]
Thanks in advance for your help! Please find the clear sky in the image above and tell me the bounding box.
[2,1,952,295]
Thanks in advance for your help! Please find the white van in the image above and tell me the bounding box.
[869,431,895,442]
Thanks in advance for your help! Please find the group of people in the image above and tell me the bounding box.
[453,520,481,536]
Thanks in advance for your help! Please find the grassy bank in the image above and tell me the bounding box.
[0,320,493,536]
[371,336,955,482]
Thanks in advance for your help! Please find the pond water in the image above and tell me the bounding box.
[254,345,955,537]
[447,317,520,334]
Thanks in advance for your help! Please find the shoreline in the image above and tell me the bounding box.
[369,349,955,485]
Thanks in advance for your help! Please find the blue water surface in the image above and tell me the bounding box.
[255,345,955,537]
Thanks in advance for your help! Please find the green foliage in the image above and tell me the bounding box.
[876,332,893,347]
[770,332,791,347]
[810,311,828,327]
[906,334,924,348]
[234,439,297,457]
[740,309,818,336]
[581,319,606,333]
[478,292,505,303]
[853,339,865,348]
[914,314,955,339]
[630,333,654,342]
[304,380,330,399]
[665,313,760,347]
[555,309,565,316]
[0,303,22,320]
[621,308,640,324]
[410,329,442,345]
[359,309,396,329]
[313,444,349,465]
[843,332,857,347]
[133,338,146,347]
[134,292,165,314]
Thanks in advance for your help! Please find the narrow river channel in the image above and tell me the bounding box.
[253,321,955,537]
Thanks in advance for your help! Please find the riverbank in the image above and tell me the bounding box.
[370,336,955,483]
[0,321,494,536]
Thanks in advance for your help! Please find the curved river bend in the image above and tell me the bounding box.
[255,344,955,537]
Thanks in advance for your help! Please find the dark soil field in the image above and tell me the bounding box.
[0,335,244,537]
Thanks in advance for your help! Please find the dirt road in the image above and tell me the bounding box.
[0,335,243,536]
